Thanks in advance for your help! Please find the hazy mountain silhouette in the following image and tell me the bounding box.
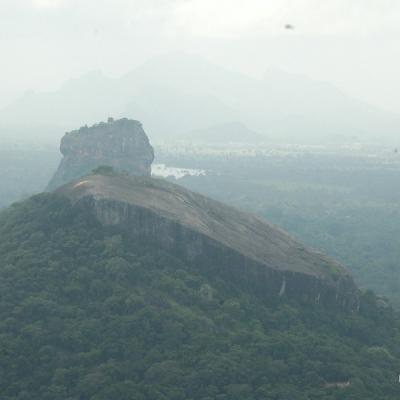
[0,53,397,143]
[183,122,263,143]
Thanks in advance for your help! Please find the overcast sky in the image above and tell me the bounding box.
[1,0,400,113]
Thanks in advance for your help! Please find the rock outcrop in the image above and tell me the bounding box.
[47,118,154,190]
[57,173,360,311]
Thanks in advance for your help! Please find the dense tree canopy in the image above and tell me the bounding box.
[0,193,400,399]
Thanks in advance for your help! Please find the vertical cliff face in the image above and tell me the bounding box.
[47,118,154,190]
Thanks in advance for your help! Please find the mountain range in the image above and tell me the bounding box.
[1,53,397,144]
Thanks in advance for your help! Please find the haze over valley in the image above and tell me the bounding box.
[1,52,399,146]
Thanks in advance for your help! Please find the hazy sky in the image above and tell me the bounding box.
[1,0,400,113]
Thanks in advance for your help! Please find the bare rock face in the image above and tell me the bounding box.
[47,118,154,190]
[57,174,361,312]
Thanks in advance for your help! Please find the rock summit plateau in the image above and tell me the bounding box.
[47,118,154,190]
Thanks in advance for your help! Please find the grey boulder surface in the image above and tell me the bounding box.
[57,173,360,311]
[47,118,154,190]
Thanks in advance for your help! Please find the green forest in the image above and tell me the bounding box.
[1,193,400,399]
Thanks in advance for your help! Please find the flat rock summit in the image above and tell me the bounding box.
[47,118,154,190]
[57,173,360,311]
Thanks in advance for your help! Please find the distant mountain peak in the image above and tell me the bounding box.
[185,121,262,143]
[1,52,398,143]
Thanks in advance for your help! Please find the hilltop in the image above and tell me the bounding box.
[58,173,359,311]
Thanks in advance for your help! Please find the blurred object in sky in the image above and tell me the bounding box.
[285,24,294,30]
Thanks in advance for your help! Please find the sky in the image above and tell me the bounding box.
[1,0,400,113]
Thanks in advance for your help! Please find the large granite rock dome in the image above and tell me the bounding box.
[57,173,360,311]
[47,118,154,190]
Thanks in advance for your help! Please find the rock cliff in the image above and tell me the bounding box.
[57,174,360,311]
[47,118,154,190]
